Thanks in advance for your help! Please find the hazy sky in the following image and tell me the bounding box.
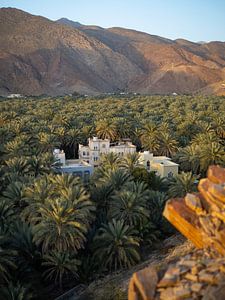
[1,0,225,42]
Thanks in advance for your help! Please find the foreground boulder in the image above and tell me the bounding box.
[129,165,225,299]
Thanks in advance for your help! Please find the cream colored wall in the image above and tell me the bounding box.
[109,146,136,155]
[161,165,178,177]
[139,152,154,167]
[150,162,178,177]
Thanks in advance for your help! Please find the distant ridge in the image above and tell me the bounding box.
[0,8,225,96]
[57,18,83,28]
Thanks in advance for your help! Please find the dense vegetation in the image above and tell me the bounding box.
[0,94,224,299]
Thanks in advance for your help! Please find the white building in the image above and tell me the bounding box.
[53,149,93,181]
[7,94,23,98]
[53,140,179,179]
[79,137,136,167]
[139,151,178,178]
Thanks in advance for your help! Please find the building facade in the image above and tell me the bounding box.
[53,149,94,181]
[139,151,179,178]
[79,137,136,166]
[54,140,179,179]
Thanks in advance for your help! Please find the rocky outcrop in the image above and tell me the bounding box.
[128,166,225,299]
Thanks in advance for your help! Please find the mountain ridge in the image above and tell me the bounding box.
[0,8,225,96]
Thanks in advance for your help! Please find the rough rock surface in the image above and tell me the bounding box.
[129,166,225,300]
[1,8,225,96]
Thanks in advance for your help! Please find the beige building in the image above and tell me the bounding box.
[54,140,178,179]
[79,137,136,166]
[139,151,178,178]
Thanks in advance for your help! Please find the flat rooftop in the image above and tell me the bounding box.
[152,160,178,166]
[111,143,136,148]
[63,159,92,168]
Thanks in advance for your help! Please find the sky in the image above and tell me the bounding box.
[0,0,225,42]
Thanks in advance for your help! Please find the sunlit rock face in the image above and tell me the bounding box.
[0,8,225,96]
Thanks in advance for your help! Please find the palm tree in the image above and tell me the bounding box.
[22,176,53,222]
[52,114,70,128]
[168,172,198,198]
[54,126,66,146]
[140,123,159,154]
[48,173,80,193]
[65,128,81,158]
[99,152,121,171]
[147,191,168,226]
[191,131,219,146]
[42,251,80,289]
[37,132,60,152]
[90,183,114,221]
[60,185,95,220]
[10,221,40,278]
[93,219,140,271]
[109,181,149,227]
[212,116,225,139]
[32,193,95,253]
[0,200,16,232]
[3,157,29,182]
[120,152,143,174]
[27,156,51,177]
[137,220,161,246]
[4,138,25,158]
[95,119,117,141]
[199,141,225,172]
[2,181,25,207]
[99,169,132,191]
[177,144,200,174]
[0,282,33,300]
[114,118,133,140]
[148,172,168,191]
[0,235,16,283]
[158,132,178,157]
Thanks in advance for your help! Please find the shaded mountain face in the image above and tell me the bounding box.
[0,8,225,96]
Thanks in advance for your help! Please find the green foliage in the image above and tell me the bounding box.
[0,234,16,283]
[32,195,94,253]
[109,181,149,227]
[0,94,224,297]
[42,251,80,289]
[0,200,16,232]
[93,219,140,271]
[0,281,33,300]
[168,171,198,198]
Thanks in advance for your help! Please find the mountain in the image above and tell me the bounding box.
[0,8,225,96]
[57,18,83,28]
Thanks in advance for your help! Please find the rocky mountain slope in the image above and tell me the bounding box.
[0,8,225,96]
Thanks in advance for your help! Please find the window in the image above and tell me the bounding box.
[73,171,82,178]
[168,171,173,178]
[83,151,86,156]
[84,171,90,182]
[102,144,106,148]
[146,160,150,170]
[87,151,89,156]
